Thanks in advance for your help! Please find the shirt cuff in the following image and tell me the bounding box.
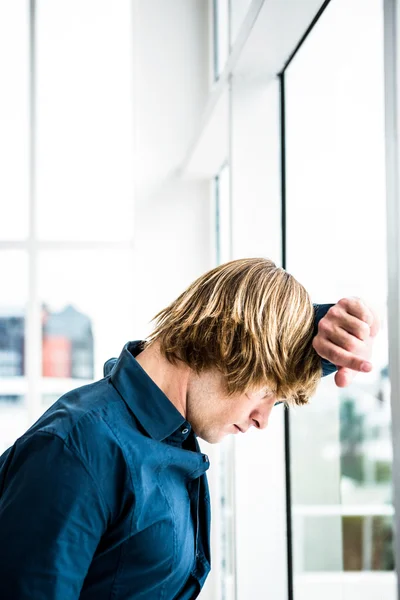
[313,303,338,377]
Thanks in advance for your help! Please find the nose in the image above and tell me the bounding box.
[251,414,269,430]
[251,404,274,430]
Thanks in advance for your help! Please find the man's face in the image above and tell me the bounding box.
[186,369,277,444]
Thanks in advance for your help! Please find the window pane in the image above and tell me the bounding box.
[38,250,135,395]
[42,393,60,408]
[36,0,134,241]
[0,251,28,378]
[219,437,235,600]
[0,405,29,455]
[0,251,28,454]
[343,515,394,571]
[0,0,29,240]
[293,514,343,572]
[216,164,230,264]
[285,0,394,597]
[292,512,394,573]
[214,0,229,79]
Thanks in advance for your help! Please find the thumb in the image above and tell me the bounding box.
[334,367,357,388]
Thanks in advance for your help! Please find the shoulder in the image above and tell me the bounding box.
[12,379,137,510]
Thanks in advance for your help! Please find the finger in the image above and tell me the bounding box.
[313,337,372,372]
[323,326,366,356]
[368,306,380,338]
[319,308,371,341]
[337,297,374,327]
[334,367,357,388]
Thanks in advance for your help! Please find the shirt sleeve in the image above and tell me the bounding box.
[313,303,338,377]
[0,431,109,599]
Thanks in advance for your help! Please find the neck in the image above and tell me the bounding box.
[135,341,190,418]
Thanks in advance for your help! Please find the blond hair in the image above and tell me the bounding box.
[147,258,322,405]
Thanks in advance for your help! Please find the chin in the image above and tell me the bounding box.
[197,430,226,444]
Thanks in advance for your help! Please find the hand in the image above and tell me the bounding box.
[312,297,380,388]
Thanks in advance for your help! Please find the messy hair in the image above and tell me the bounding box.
[147,258,322,405]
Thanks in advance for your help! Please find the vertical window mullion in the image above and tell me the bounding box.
[279,70,293,600]
[384,0,400,595]
[26,0,42,424]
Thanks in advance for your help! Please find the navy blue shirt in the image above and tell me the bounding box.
[0,341,211,599]
[0,305,335,599]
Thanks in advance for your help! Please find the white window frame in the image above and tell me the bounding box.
[384,1,400,597]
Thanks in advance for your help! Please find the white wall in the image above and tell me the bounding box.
[230,75,288,599]
[131,0,213,338]
[130,6,225,598]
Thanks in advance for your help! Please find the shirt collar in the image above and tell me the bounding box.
[109,341,189,442]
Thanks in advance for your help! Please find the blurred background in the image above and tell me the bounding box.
[1,0,399,598]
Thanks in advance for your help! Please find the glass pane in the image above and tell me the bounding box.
[0,0,29,239]
[219,437,235,600]
[285,0,395,598]
[0,396,24,404]
[290,379,344,572]
[216,164,231,264]
[36,0,134,241]
[210,165,236,600]
[38,250,135,395]
[342,515,394,571]
[42,393,60,408]
[214,0,229,79]
[0,404,29,455]
[0,251,28,377]
[293,514,343,572]
[293,514,394,573]
[0,252,28,454]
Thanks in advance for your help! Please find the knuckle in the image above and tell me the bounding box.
[318,318,330,333]
[337,298,349,309]
[362,310,373,326]
[328,305,340,319]
[357,321,370,339]
[344,337,358,354]
[312,337,321,352]
[329,348,341,364]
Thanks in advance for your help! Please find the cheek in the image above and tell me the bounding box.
[225,397,252,421]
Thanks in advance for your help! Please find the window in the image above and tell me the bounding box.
[36,0,135,242]
[215,163,231,264]
[0,0,29,241]
[210,164,236,600]
[284,0,394,597]
[1,1,135,451]
[213,0,229,79]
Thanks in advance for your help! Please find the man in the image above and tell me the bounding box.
[0,258,378,599]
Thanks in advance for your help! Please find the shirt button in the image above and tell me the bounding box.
[203,455,209,463]
[181,427,189,435]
